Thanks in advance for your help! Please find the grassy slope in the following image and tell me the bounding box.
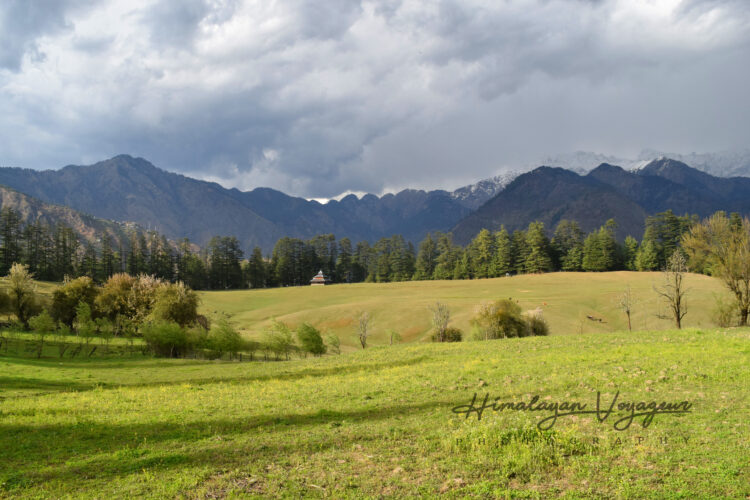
[199,272,730,349]
[1,328,748,499]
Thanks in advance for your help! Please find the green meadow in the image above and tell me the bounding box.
[199,272,730,349]
[1,328,748,498]
[1,272,748,498]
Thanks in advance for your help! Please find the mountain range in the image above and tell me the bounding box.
[452,157,750,244]
[0,184,152,250]
[1,154,749,253]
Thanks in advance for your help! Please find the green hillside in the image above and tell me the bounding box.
[1,328,747,498]
[199,272,730,349]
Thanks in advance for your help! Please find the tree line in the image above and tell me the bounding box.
[265,210,698,286]
[1,205,746,309]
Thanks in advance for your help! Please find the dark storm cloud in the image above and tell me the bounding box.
[0,0,749,197]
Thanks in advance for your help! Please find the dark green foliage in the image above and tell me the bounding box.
[468,229,496,278]
[296,323,327,356]
[641,210,694,269]
[494,227,513,276]
[414,233,438,280]
[635,240,660,271]
[623,236,639,271]
[553,220,584,271]
[208,236,244,289]
[582,220,619,272]
[524,222,553,273]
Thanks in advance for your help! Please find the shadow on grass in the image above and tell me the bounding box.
[0,376,93,394]
[0,356,430,398]
[0,399,452,489]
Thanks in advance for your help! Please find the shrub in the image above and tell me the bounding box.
[75,302,97,346]
[150,282,200,327]
[7,263,42,329]
[29,310,56,334]
[142,321,190,358]
[297,323,326,356]
[96,273,167,328]
[206,319,243,358]
[29,310,56,358]
[387,329,402,345]
[96,273,137,321]
[444,327,463,342]
[263,319,296,360]
[470,300,527,340]
[326,333,341,354]
[51,276,99,327]
[712,295,738,328]
[525,315,549,336]
[431,326,462,342]
[242,339,261,360]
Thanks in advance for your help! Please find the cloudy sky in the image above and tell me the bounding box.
[1,0,748,198]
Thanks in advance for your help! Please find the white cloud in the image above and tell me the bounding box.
[0,0,748,197]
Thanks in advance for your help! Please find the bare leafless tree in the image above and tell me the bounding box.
[357,311,370,349]
[618,285,636,331]
[429,302,451,342]
[654,250,689,329]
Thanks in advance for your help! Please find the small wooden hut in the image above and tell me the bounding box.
[309,270,331,286]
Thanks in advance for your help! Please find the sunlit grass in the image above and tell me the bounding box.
[1,327,748,498]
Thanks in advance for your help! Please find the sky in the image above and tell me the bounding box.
[1,0,749,199]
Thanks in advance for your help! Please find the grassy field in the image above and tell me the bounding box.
[199,272,731,349]
[1,327,748,498]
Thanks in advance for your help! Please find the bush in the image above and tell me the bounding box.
[206,319,242,358]
[150,282,200,327]
[142,321,190,358]
[51,276,99,327]
[712,295,738,327]
[432,326,462,342]
[525,315,549,336]
[297,323,326,356]
[7,263,43,329]
[75,302,97,346]
[470,299,549,340]
[29,310,56,334]
[96,273,137,321]
[325,333,341,354]
[470,300,527,340]
[263,319,297,360]
[242,339,261,360]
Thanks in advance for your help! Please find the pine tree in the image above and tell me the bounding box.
[414,233,438,280]
[623,236,639,271]
[494,227,513,276]
[635,239,659,271]
[511,230,529,274]
[469,229,496,278]
[582,232,604,271]
[246,246,267,288]
[433,233,459,280]
[336,238,353,283]
[524,222,553,273]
